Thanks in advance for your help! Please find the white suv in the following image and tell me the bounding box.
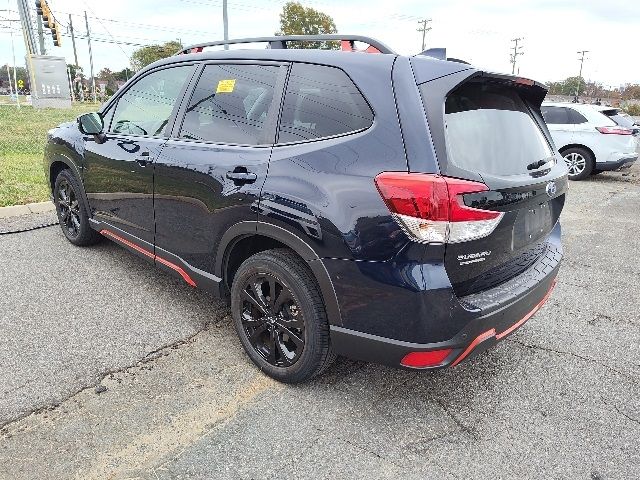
[541,102,638,180]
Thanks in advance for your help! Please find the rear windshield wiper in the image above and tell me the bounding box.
[527,158,553,171]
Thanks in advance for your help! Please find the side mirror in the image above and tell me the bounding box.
[78,112,106,144]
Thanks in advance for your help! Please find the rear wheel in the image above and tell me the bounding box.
[230,249,335,383]
[54,169,102,246]
[562,147,594,180]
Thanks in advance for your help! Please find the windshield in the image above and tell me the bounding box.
[442,82,553,176]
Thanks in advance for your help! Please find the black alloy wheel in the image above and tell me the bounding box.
[53,169,102,246]
[240,273,305,367]
[230,249,335,383]
[56,177,81,238]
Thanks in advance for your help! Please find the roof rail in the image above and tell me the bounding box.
[176,35,396,55]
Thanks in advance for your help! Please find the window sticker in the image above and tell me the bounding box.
[216,79,236,93]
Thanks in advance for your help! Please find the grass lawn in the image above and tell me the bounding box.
[0,103,100,207]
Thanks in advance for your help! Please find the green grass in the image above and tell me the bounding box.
[0,103,100,207]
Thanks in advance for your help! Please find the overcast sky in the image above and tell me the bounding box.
[1,0,639,87]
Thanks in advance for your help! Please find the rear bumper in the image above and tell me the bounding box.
[329,224,562,369]
[330,274,556,369]
[596,155,637,171]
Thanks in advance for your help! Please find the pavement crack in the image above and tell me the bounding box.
[601,397,640,427]
[0,322,215,432]
[507,339,638,383]
[434,399,478,440]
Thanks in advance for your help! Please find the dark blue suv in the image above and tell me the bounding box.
[44,35,566,382]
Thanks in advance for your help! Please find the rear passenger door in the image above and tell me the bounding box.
[153,62,286,277]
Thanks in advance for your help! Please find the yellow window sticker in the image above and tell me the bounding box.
[216,79,236,93]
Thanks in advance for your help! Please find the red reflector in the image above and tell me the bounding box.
[374,172,500,222]
[401,349,453,368]
[596,126,633,135]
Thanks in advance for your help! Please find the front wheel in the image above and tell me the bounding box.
[562,147,594,181]
[230,249,335,383]
[53,169,102,246]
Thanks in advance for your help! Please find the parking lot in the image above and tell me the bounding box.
[0,166,639,479]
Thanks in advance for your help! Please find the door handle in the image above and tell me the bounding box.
[226,170,258,184]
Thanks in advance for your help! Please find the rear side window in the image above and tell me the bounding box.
[442,82,553,176]
[277,63,373,143]
[568,108,588,124]
[179,64,280,145]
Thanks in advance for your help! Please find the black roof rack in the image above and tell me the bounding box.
[176,35,396,55]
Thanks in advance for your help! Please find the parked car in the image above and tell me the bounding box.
[541,102,638,180]
[44,35,566,383]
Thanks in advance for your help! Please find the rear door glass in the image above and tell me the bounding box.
[541,106,570,124]
[179,64,280,145]
[277,63,373,143]
[443,82,553,176]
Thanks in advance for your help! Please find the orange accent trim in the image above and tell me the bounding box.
[451,328,496,367]
[495,279,556,340]
[155,255,197,287]
[100,229,197,288]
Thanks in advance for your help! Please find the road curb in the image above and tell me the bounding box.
[0,201,55,219]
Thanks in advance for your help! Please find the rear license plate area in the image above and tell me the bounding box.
[513,202,552,250]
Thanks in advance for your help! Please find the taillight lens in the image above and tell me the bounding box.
[596,126,633,135]
[375,172,504,244]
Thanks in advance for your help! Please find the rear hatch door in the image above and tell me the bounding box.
[418,72,568,296]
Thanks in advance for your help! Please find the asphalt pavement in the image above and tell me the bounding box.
[0,165,639,479]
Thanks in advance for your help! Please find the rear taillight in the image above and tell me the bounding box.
[374,172,504,244]
[596,126,633,135]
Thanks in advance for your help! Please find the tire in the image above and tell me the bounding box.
[53,169,102,246]
[561,147,594,181]
[230,248,335,383]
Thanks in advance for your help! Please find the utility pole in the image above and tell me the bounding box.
[84,11,97,103]
[16,0,38,55]
[10,30,20,108]
[36,14,45,55]
[222,0,229,50]
[575,50,589,101]
[417,18,432,52]
[69,14,79,67]
[510,37,524,75]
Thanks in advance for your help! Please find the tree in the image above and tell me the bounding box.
[276,2,337,49]
[0,65,29,92]
[130,40,183,71]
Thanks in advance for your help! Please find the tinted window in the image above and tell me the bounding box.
[110,65,194,136]
[443,82,553,176]
[278,63,373,143]
[541,106,570,124]
[607,112,635,128]
[567,108,588,124]
[179,64,279,145]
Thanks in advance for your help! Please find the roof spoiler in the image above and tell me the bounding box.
[176,35,396,55]
[418,47,471,65]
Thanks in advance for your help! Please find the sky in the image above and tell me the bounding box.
[1,0,639,87]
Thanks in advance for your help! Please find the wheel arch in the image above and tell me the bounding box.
[216,222,343,326]
[48,156,93,219]
[558,143,596,162]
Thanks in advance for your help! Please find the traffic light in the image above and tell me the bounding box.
[51,22,62,47]
[35,0,61,47]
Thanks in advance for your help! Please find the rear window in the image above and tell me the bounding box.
[606,111,635,128]
[277,63,373,143]
[442,82,553,176]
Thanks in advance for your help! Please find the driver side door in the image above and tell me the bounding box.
[82,64,196,244]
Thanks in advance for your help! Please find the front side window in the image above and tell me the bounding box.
[442,82,553,176]
[179,64,280,145]
[278,63,374,143]
[110,65,194,136]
